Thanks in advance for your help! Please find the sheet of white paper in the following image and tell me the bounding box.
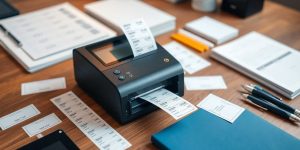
[120,18,157,57]
[0,104,40,130]
[21,77,66,95]
[51,91,131,150]
[0,3,116,72]
[184,76,227,90]
[0,3,111,60]
[140,88,197,120]
[197,94,244,123]
[163,41,211,74]
[22,113,62,137]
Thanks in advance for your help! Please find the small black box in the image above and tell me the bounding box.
[221,0,264,18]
[0,0,19,19]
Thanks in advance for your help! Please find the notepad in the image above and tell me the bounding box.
[185,16,238,44]
[212,32,300,99]
[0,3,116,72]
[84,0,176,37]
[178,29,215,48]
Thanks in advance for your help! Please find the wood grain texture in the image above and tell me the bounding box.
[1,0,300,149]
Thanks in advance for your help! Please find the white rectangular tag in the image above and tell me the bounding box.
[184,76,227,90]
[0,104,40,130]
[22,113,62,137]
[21,77,66,95]
[197,94,244,123]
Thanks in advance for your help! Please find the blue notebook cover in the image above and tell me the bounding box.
[152,109,300,150]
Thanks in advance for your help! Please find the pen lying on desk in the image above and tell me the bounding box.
[248,84,283,101]
[241,94,300,122]
[242,84,300,117]
[0,24,22,46]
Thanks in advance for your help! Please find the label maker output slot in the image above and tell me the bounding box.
[128,79,179,115]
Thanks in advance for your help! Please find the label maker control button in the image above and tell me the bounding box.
[113,70,121,75]
[118,75,125,80]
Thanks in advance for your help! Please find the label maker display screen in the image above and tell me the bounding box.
[92,42,133,66]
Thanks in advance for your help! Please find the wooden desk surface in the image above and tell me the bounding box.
[1,0,300,149]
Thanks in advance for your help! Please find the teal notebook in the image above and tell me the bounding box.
[152,109,300,150]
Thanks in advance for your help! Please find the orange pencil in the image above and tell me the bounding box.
[171,33,209,53]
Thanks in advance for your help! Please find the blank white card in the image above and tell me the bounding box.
[184,76,227,90]
[21,77,66,95]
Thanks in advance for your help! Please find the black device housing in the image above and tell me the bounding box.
[18,130,79,150]
[221,0,264,18]
[73,35,184,124]
[0,0,19,19]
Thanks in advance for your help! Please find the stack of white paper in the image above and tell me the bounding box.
[212,32,300,99]
[0,3,116,72]
[84,0,176,37]
[185,16,238,44]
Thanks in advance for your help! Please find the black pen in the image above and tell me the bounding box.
[250,84,282,101]
[242,84,300,117]
[0,24,6,32]
[241,94,300,122]
[7,31,22,46]
[0,24,22,46]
